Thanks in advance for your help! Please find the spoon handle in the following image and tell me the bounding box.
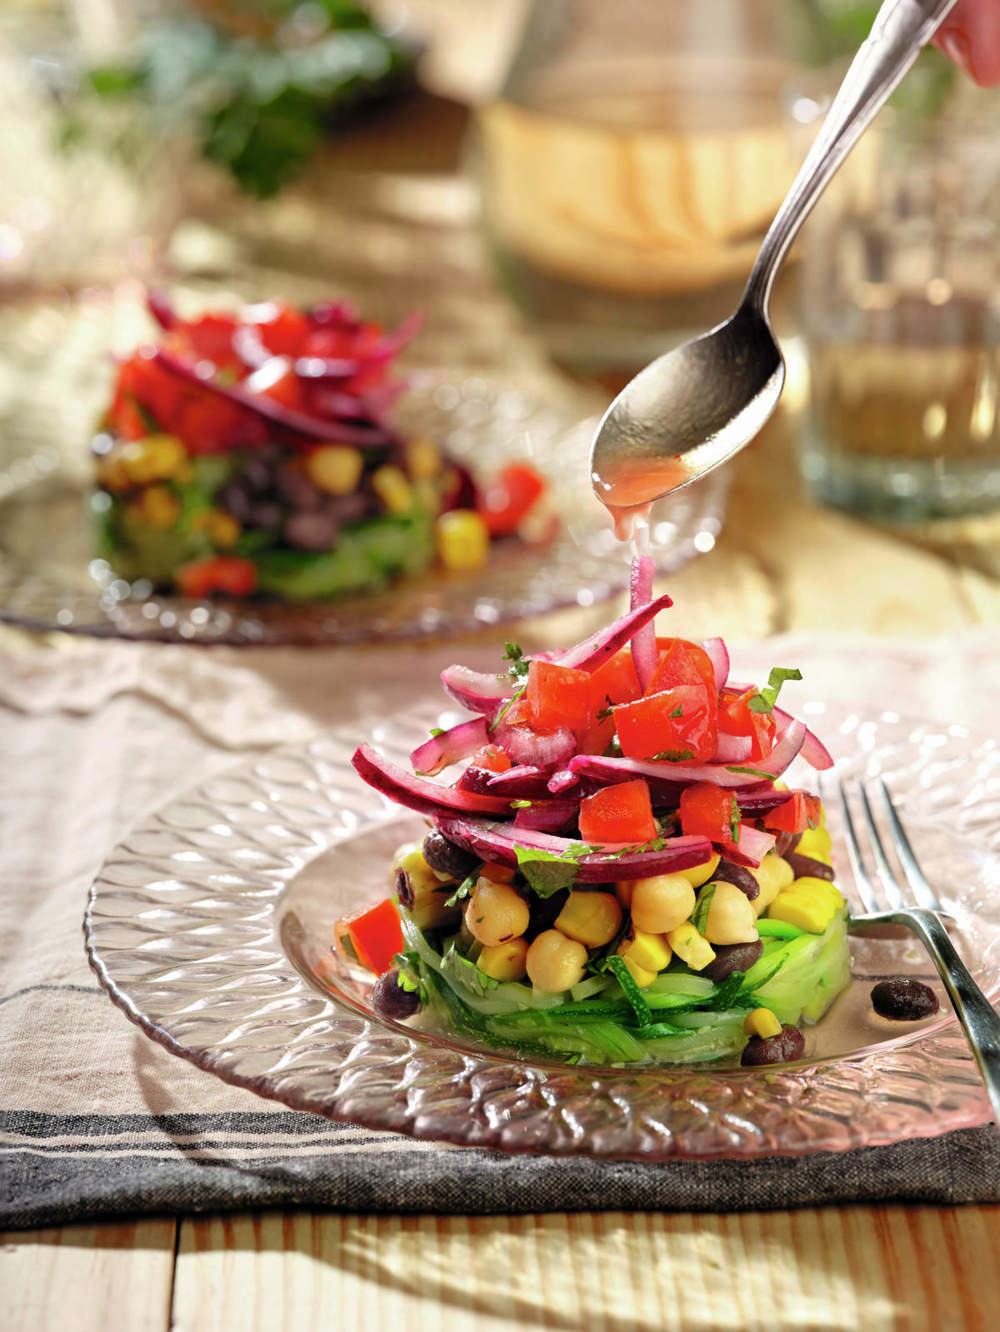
[744,0,958,312]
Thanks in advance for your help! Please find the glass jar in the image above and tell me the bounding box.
[474,0,831,371]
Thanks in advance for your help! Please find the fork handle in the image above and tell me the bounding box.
[891,909,1000,1126]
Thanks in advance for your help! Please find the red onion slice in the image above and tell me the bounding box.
[491,724,576,769]
[555,595,673,672]
[440,665,516,714]
[435,816,714,883]
[352,744,514,818]
[147,290,177,331]
[487,765,558,798]
[716,823,777,868]
[153,348,393,446]
[547,769,579,794]
[714,734,752,763]
[514,800,578,834]
[568,720,806,789]
[702,637,730,692]
[629,556,658,691]
[409,717,488,777]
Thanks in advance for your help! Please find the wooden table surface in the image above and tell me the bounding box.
[4,4,1000,1325]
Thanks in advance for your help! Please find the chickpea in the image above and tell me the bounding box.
[525,930,588,994]
[630,874,696,935]
[466,878,530,947]
[704,880,759,946]
[752,853,795,916]
[477,937,529,983]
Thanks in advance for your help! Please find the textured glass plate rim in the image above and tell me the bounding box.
[84,703,998,1162]
[0,377,728,646]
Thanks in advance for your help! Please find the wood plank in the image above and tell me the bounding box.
[173,1206,1000,1332]
[0,1219,176,1332]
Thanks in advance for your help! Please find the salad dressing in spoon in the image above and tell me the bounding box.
[590,0,959,521]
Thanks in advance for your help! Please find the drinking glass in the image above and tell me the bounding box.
[473,0,832,371]
[799,96,1000,522]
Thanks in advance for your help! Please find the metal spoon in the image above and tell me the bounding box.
[590,0,959,532]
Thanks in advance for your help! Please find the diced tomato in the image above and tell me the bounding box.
[647,639,716,696]
[497,696,534,727]
[679,783,740,843]
[470,744,511,773]
[109,395,151,441]
[244,356,304,410]
[762,791,821,834]
[578,778,657,845]
[176,313,242,370]
[588,649,642,711]
[527,660,594,731]
[614,685,718,762]
[719,688,777,761]
[175,556,258,599]
[344,898,404,976]
[476,462,547,537]
[247,303,312,357]
[173,394,252,455]
[116,351,183,431]
[574,710,616,756]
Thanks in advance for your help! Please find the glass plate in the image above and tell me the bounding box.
[0,294,726,644]
[84,703,1000,1160]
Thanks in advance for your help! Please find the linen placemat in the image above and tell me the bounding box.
[2,631,999,1229]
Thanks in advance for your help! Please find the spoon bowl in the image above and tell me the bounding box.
[589,0,958,519]
[591,303,785,518]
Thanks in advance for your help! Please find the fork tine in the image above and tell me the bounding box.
[832,777,878,914]
[877,778,943,912]
[857,783,905,911]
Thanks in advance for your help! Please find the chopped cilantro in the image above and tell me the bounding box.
[596,705,614,722]
[729,795,741,843]
[725,765,776,781]
[429,727,445,738]
[489,684,527,731]
[691,884,716,935]
[747,666,803,714]
[668,705,683,718]
[501,641,531,681]
[514,845,579,897]
[650,748,694,762]
[510,799,533,809]
[444,866,481,909]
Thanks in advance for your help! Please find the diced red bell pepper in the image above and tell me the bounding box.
[470,744,511,774]
[614,685,718,762]
[679,783,740,842]
[578,778,657,845]
[647,638,717,696]
[527,660,594,731]
[476,462,547,536]
[588,649,642,711]
[344,898,404,976]
[762,791,822,834]
[175,556,258,599]
[719,688,777,761]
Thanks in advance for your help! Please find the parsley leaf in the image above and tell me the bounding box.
[747,666,803,714]
[514,845,579,898]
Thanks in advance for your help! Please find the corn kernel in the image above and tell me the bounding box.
[96,453,131,493]
[619,930,671,975]
[477,937,529,982]
[372,464,414,514]
[131,484,181,531]
[435,510,490,572]
[206,509,241,548]
[675,853,721,889]
[555,891,622,948]
[306,446,364,496]
[616,953,656,989]
[405,436,442,482]
[796,825,833,864]
[744,1007,782,1039]
[666,921,716,972]
[121,435,187,485]
[768,878,844,934]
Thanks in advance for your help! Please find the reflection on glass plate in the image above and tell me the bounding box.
[0,293,726,644]
[85,705,1000,1160]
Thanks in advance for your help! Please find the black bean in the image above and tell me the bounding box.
[371,969,420,1020]
[275,463,325,511]
[327,492,373,525]
[284,509,340,551]
[249,501,284,532]
[394,867,415,909]
[218,478,254,522]
[871,978,939,1021]
[526,888,570,939]
[240,457,274,496]
[711,859,760,900]
[741,1024,806,1067]
[422,831,479,880]
[785,851,835,881]
[702,939,763,983]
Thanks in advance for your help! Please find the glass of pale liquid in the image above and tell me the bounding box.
[473,0,831,373]
[799,102,1000,523]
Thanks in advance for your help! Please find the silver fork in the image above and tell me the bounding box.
[833,776,1000,1125]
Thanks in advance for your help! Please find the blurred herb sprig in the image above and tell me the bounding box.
[82,0,418,198]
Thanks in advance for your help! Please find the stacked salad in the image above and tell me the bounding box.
[92,293,547,600]
[347,558,849,1067]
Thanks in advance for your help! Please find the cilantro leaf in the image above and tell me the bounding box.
[514,845,579,898]
[596,705,614,722]
[444,866,481,909]
[668,705,683,718]
[489,683,527,730]
[510,799,533,809]
[501,641,531,681]
[650,748,694,762]
[729,794,741,843]
[429,727,445,738]
[747,666,803,714]
[725,765,776,781]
